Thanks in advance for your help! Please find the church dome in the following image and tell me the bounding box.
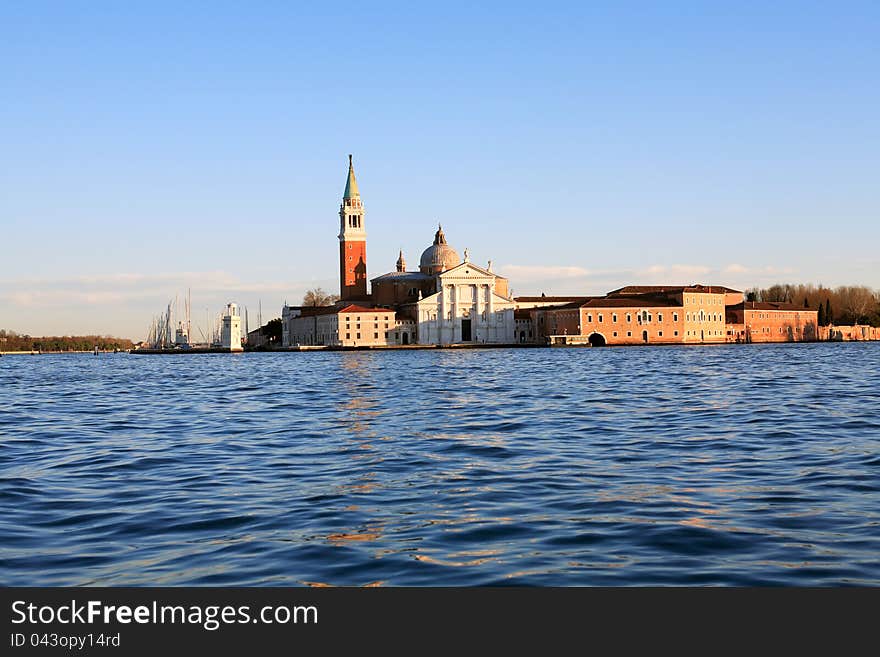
[420,225,460,274]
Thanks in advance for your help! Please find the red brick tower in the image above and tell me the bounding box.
[339,154,368,302]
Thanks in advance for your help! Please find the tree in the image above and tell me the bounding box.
[837,285,875,325]
[302,288,339,307]
[825,299,833,326]
[818,303,825,327]
[263,318,282,343]
[803,297,810,308]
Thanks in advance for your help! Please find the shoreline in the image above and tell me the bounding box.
[4,339,877,356]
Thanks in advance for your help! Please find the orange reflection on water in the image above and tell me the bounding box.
[414,547,501,568]
[326,530,383,545]
[302,580,385,587]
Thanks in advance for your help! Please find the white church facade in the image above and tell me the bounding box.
[415,261,516,345]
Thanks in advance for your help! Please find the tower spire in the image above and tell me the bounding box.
[396,249,406,272]
[344,154,359,199]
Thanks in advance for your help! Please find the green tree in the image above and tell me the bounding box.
[263,318,282,343]
[818,303,825,327]
[824,299,833,326]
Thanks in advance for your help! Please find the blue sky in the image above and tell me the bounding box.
[2,2,878,339]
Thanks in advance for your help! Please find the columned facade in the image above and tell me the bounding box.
[416,262,515,344]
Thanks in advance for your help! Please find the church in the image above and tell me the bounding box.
[282,156,516,347]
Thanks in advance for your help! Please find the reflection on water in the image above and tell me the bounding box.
[1,342,879,585]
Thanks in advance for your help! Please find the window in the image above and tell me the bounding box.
[658,331,663,337]
[598,314,603,323]
[613,331,618,337]
[587,314,592,322]
[356,332,361,339]
[658,313,663,322]
[627,331,632,337]
[674,330,679,336]
[626,313,632,322]
[346,333,350,339]
[673,313,678,322]
[612,313,618,323]
[374,333,378,339]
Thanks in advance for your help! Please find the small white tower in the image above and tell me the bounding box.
[174,322,189,346]
[221,303,243,351]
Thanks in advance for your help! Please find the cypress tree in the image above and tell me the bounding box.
[804,297,809,308]
[818,303,825,327]
[825,299,833,326]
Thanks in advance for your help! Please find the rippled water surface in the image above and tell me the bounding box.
[2,343,879,585]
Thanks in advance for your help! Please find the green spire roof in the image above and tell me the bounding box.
[343,154,360,199]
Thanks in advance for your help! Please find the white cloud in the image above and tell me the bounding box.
[499,265,591,280]
[642,264,711,277]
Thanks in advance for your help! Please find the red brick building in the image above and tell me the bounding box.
[524,285,741,346]
[725,301,818,343]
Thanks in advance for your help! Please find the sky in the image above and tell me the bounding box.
[1,1,878,339]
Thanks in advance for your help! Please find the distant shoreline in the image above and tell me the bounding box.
[3,339,878,357]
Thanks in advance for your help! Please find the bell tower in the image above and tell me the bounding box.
[339,154,368,301]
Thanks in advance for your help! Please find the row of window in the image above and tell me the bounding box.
[610,330,681,338]
[690,295,723,306]
[583,311,724,324]
[344,315,391,322]
[585,311,680,324]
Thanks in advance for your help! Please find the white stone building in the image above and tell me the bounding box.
[415,260,516,345]
[285,305,416,347]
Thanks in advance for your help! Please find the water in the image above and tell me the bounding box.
[1,343,879,586]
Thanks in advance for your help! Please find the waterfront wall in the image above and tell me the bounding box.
[820,325,880,341]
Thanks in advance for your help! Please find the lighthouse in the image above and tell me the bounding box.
[221,303,243,351]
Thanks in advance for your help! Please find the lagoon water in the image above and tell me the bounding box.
[1,343,879,586]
